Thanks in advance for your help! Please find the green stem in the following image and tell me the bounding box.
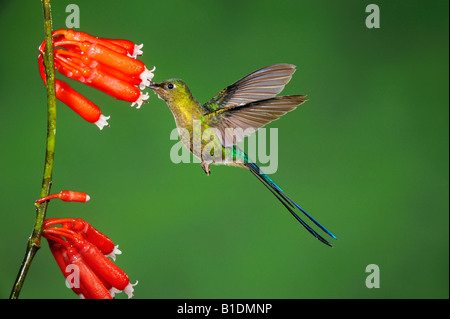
[9,0,57,299]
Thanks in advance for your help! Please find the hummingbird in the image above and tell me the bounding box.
[149,64,337,246]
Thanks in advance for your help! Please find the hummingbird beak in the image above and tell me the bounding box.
[148,82,165,101]
[148,82,160,90]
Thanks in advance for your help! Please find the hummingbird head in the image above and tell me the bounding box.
[149,79,193,105]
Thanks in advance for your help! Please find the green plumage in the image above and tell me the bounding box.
[149,64,337,246]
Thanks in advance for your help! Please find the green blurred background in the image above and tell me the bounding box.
[0,0,448,299]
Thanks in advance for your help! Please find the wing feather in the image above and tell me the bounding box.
[202,64,306,147]
[205,95,307,147]
[203,64,297,112]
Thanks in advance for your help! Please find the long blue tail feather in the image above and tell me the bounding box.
[245,161,337,246]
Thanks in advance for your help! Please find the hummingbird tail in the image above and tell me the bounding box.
[245,161,337,247]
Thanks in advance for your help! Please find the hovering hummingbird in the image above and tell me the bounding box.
[149,64,336,246]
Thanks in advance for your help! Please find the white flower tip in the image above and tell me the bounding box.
[134,43,144,57]
[131,92,149,109]
[85,195,90,202]
[127,43,143,59]
[124,281,138,299]
[105,244,122,261]
[114,245,122,255]
[109,287,121,298]
[139,66,156,90]
[94,114,110,130]
[110,281,138,298]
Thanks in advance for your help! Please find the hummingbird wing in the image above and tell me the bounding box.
[204,96,307,147]
[202,64,306,147]
[203,64,297,113]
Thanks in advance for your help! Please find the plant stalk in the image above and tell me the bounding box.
[9,0,57,299]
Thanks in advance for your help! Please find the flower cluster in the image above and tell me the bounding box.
[38,191,137,299]
[38,29,155,130]
[34,28,148,298]
[43,217,136,299]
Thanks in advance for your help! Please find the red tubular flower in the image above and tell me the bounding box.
[69,232,131,291]
[47,240,96,298]
[43,218,137,299]
[53,29,130,56]
[101,38,144,58]
[47,240,84,298]
[36,190,90,204]
[72,219,120,260]
[38,29,155,129]
[66,246,113,299]
[55,57,149,106]
[45,217,121,261]
[38,55,110,129]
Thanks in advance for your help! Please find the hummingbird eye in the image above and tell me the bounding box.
[166,83,175,90]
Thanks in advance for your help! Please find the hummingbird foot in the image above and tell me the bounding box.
[201,161,211,176]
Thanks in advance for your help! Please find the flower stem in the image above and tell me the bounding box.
[9,0,57,299]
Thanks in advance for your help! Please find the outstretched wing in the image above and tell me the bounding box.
[202,64,306,147]
[203,64,297,113]
[204,95,307,147]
